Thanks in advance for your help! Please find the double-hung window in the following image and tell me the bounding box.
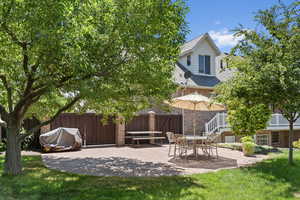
[199,55,211,74]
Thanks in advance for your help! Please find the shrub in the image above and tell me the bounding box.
[218,142,279,154]
[241,136,254,143]
[0,141,6,152]
[242,142,255,156]
[218,143,243,151]
[21,135,35,150]
[293,139,300,148]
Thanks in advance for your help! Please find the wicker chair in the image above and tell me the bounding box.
[196,139,209,156]
[177,136,194,159]
[205,133,219,158]
[166,132,175,156]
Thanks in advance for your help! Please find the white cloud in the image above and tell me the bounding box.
[209,29,242,48]
[214,20,221,25]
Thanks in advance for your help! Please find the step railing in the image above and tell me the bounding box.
[205,112,227,135]
[205,112,300,135]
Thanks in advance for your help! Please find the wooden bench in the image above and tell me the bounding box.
[126,131,164,145]
[131,136,165,145]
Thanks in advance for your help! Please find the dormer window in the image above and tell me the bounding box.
[199,55,211,74]
[187,55,191,66]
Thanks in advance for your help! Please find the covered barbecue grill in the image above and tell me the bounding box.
[40,127,82,152]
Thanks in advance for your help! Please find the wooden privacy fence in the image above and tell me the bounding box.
[50,112,182,146]
[51,113,116,145]
[155,114,182,139]
[125,114,149,131]
[125,113,182,144]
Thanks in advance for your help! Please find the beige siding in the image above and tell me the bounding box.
[179,39,218,76]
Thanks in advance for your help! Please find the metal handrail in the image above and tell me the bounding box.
[205,112,300,135]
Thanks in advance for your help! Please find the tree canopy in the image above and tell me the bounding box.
[0,0,188,175]
[216,1,300,164]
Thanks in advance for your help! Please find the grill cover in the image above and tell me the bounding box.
[40,127,82,152]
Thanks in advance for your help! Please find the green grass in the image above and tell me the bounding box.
[0,151,300,200]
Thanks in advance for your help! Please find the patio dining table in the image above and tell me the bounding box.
[184,135,208,156]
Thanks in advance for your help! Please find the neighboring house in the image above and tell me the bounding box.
[171,33,300,147]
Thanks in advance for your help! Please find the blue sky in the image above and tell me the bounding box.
[185,0,295,52]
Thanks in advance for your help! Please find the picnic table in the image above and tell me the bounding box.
[126,131,165,145]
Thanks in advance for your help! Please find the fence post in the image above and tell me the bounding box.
[148,111,156,144]
[115,115,125,146]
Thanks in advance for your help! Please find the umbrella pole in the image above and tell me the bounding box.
[193,103,197,156]
[193,103,196,136]
[182,108,185,136]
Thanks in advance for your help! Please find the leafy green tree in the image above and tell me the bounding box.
[216,1,300,164]
[0,0,188,175]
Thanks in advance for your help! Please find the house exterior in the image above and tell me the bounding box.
[42,33,300,148]
[168,33,233,135]
[170,33,300,147]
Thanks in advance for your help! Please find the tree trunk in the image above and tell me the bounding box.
[4,126,22,175]
[288,122,294,165]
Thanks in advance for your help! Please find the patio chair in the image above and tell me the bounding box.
[177,136,194,159]
[173,134,184,157]
[196,139,210,156]
[166,132,175,156]
[205,133,219,158]
[166,132,182,157]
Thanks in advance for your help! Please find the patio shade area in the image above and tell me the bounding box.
[166,92,225,136]
[42,145,267,177]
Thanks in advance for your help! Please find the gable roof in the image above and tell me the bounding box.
[174,62,221,88]
[180,33,221,56]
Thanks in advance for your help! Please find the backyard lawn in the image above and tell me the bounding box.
[0,151,299,200]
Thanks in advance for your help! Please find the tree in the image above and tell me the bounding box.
[216,1,300,164]
[0,0,188,175]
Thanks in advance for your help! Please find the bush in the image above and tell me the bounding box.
[218,143,243,151]
[0,141,6,152]
[21,135,35,150]
[293,139,300,148]
[218,142,279,155]
[241,136,254,143]
[242,142,255,156]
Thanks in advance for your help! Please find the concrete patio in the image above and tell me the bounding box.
[42,145,268,177]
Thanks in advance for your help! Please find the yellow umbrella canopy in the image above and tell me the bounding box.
[166,92,225,135]
[169,92,225,111]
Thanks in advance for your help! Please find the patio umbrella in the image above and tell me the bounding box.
[166,92,225,136]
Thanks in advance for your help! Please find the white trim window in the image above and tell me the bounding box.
[198,55,211,74]
[256,134,269,145]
